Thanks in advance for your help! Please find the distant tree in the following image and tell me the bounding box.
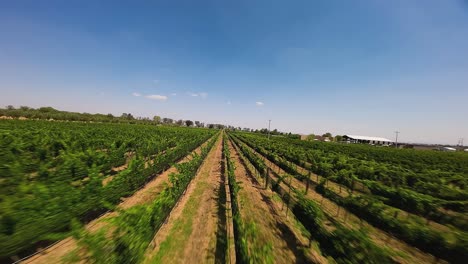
[39,106,58,113]
[121,113,134,120]
[322,132,332,138]
[19,106,31,111]
[176,119,183,126]
[307,134,315,141]
[153,115,161,124]
[208,124,215,129]
[185,120,194,127]
[194,121,201,127]
[6,105,15,110]
[335,135,343,142]
[162,118,173,124]
[107,113,114,118]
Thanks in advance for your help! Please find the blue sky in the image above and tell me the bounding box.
[1,0,467,144]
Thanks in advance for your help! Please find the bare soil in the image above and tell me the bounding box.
[145,135,223,264]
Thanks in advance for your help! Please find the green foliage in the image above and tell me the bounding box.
[71,133,219,263]
[231,131,468,263]
[316,184,468,263]
[231,132,394,264]
[0,119,216,258]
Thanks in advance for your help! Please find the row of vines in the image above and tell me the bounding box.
[229,134,396,264]
[69,133,219,263]
[223,135,273,263]
[230,132,468,263]
[0,120,216,259]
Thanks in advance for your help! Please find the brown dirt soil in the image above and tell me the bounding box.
[145,134,223,264]
[21,139,211,264]
[228,140,327,264]
[238,140,444,264]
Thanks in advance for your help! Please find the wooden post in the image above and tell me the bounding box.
[286,175,293,218]
[264,167,269,190]
[305,171,311,194]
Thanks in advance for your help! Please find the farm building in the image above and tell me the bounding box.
[343,135,392,145]
[440,147,457,152]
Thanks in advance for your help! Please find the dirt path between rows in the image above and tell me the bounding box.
[22,139,212,264]
[235,138,443,264]
[227,140,327,264]
[145,134,223,264]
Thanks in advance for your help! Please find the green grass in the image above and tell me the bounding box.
[150,179,209,263]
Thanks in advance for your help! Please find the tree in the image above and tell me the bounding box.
[19,106,31,111]
[322,132,332,138]
[185,120,194,127]
[162,118,173,124]
[39,106,58,113]
[335,135,343,142]
[306,134,315,141]
[176,119,183,126]
[153,115,161,124]
[121,113,134,120]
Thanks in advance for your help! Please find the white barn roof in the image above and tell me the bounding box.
[345,135,392,142]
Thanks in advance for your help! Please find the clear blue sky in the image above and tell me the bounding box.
[1,0,467,144]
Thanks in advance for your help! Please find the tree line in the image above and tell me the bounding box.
[0,105,226,129]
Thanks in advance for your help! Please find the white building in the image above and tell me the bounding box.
[441,147,457,152]
[343,135,392,145]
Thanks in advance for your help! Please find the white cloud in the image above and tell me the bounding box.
[132,92,141,97]
[187,92,208,98]
[145,94,168,101]
[256,101,264,106]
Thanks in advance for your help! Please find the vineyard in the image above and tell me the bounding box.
[1,119,467,263]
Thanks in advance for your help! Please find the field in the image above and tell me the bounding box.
[1,120,467,264]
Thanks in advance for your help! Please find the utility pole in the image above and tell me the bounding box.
[395,131,400,148]
[268,119,271,140]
